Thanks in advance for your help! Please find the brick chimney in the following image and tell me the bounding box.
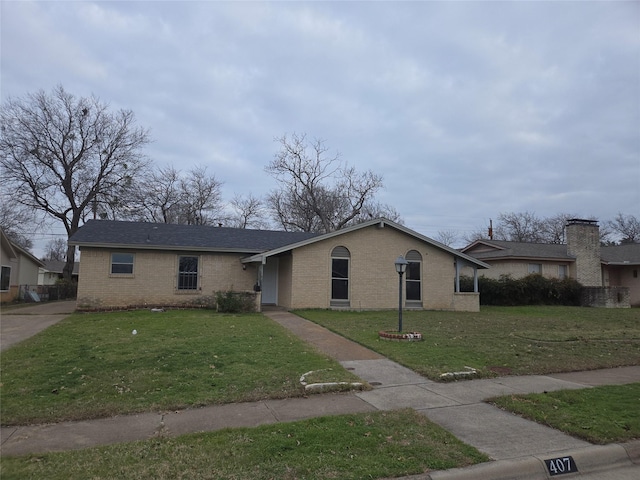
[566,219,602,287]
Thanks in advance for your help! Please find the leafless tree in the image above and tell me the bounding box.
[42,238,68,261]
[229,194,269,229]
[0,86,150,279]
[607,213,640,244]
[178,165,223,225]
[435,229,458,247]
[265,133,385,233]
[494,211,546,242]
[0,193,38,250]
[123,165,223,225]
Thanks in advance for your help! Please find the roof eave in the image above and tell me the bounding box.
[71,241,264,255]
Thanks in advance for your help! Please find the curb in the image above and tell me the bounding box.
[393,441,640,480]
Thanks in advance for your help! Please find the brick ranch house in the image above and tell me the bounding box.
[69,217,489,312]
[461,219,640,307]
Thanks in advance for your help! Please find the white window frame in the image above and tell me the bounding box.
[110,253,135,275]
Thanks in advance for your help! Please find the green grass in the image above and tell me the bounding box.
[296,306,640,380]
[490,383,640,444]
[0,409,489,480]
[0,310,361,425]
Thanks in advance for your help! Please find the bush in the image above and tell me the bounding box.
[214,290,257,313]
[460,274,582,306]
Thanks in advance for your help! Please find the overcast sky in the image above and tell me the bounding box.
[2,0,639,252]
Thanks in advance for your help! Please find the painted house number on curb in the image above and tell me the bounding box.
[545,456,578,476]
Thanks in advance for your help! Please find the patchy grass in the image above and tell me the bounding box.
[0,310,361,425]
[296,306,640,380]
[0,409,489,480]
[489,383,640,444]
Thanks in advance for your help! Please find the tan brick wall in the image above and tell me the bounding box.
[466,260,573,280]
[287,224,467,310]
[566,222,602,287]
[77,248,257,309]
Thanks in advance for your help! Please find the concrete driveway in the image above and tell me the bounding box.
[0,300,76,351]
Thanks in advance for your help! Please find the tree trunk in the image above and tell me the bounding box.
[63,245,76,281]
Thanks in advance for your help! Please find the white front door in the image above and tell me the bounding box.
[261,258,279,304]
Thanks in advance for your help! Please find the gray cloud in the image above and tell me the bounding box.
[2,0,638,249]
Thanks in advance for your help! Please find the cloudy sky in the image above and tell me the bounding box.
[2,0,639,251]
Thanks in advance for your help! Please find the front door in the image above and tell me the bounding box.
[261,258,279,305]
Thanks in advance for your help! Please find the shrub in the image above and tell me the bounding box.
[214,290,257,313]
[460,274,582,306]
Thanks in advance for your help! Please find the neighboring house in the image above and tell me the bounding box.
[68,218,489,312]
[38,260,80,285]
[461,219,640,307]
[0,228,45,303]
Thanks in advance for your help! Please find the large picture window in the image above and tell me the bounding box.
[111,253,134,274]
[331,246,350,305]
[1,266,10,291]
[405,250,422,301]
[178,256,199,290]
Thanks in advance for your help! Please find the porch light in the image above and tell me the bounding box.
[394,255,409,332]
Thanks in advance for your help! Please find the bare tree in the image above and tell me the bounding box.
[607,213,640,243]
[229,194,269,229]
[540,213,577,244]
[0,86,150,279]
[435,230,458,247]
[494,211,546,242]
[123,165,223,225]
[42,238,68,261]
[0,193,37,250]
[178,165,223,225]
[266,133,385,233]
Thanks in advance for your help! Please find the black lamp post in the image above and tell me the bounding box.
[394,255,408,333]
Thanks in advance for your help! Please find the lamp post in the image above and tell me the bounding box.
[394,255,408,333]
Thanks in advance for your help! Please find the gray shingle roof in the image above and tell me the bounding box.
[69,220,320,253]
[463,240,573,261]
[41,260,80,275]
[464,239,640,265]
[601,243,640,265]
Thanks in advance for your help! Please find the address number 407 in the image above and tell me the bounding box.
[545,456,578,476]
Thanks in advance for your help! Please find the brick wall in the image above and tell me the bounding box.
[287,224,468,310]
[566,220,602,287]
[77,248,257,309]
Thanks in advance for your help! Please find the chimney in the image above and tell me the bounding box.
[566,219,601,287]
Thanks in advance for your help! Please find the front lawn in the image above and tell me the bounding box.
[0,310,361,425]
[490,383,640,444]
[0,409,489,480]
[296,306,640,380]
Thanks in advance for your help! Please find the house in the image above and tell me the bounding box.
[461,219,640,307]
[1,229,45,303]
[68,218,489,312]
[38,260,80,285]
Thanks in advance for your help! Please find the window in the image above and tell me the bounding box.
[405,250,422,301]
[528,263,542,274]
[558,265,568,279]
[331,247,350,305]
[1,266,10,291]
[111,253,134,274]
[178,256,199,290]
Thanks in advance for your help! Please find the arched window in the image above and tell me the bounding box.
[405,250,422,302]
[331,246,350,306]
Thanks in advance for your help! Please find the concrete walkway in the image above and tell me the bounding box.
[0,300,76,351]
[1,307,639,479]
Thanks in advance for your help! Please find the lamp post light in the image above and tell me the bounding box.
[394,255,408,333]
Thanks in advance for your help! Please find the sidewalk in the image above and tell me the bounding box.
[1,308,639,479]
